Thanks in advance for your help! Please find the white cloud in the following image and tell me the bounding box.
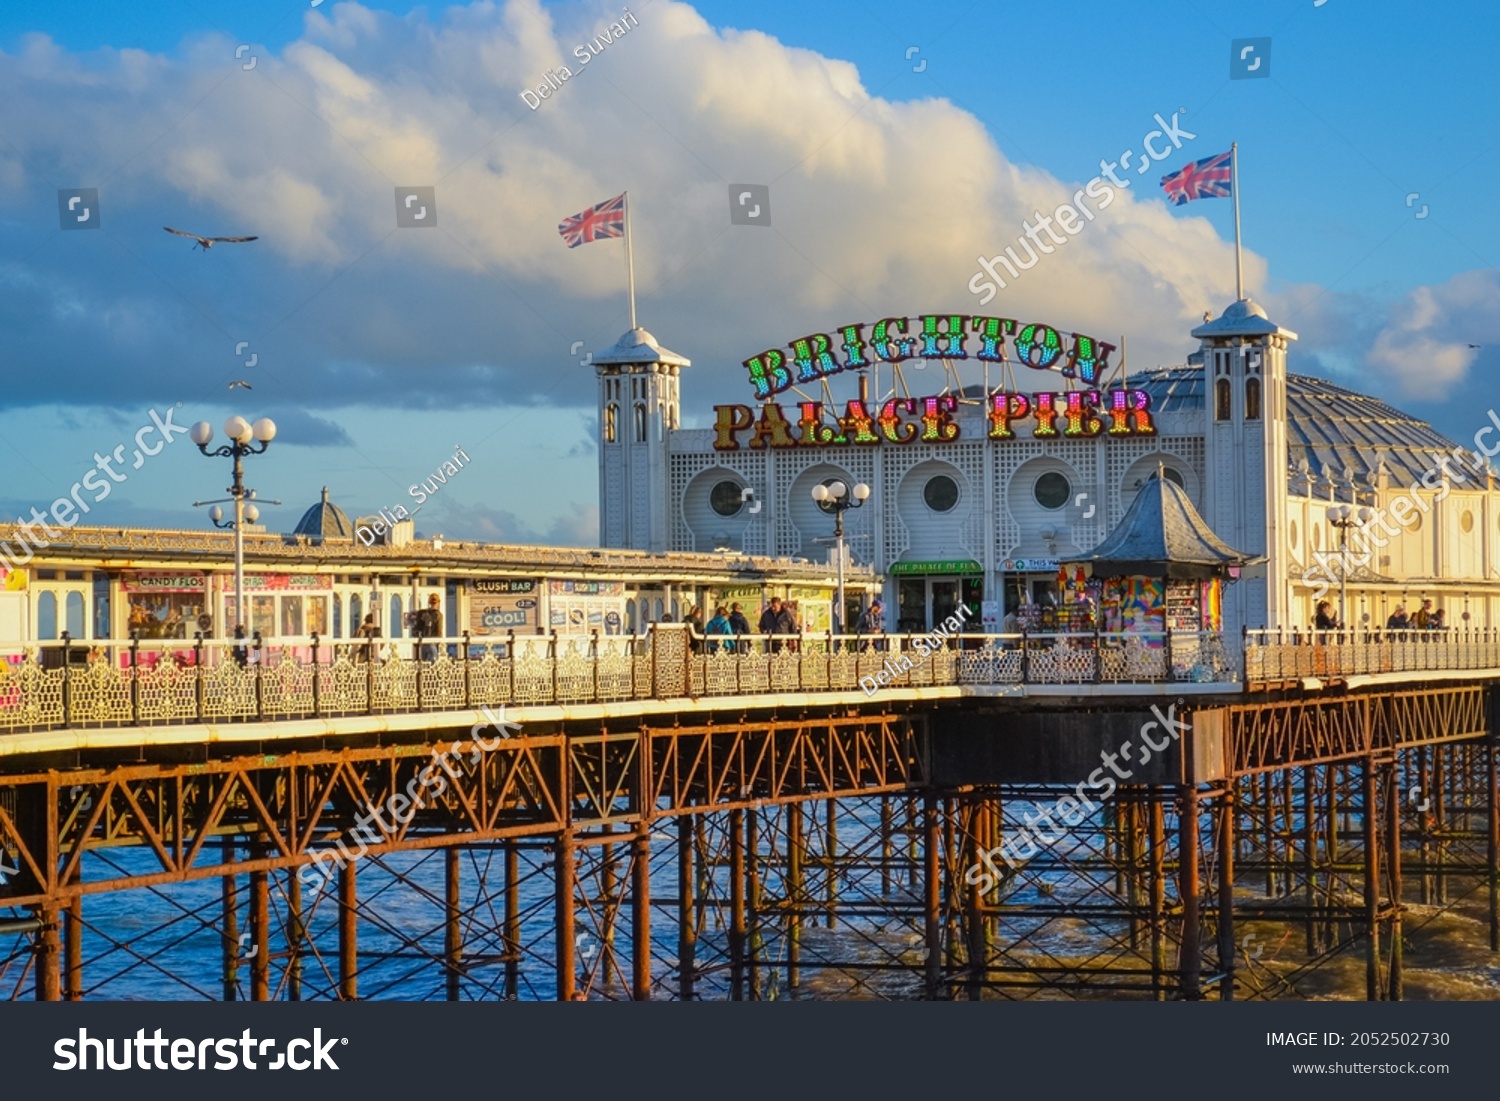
[1363,270,1498,398]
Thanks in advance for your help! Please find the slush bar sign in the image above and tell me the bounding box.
[742,316,1112,399]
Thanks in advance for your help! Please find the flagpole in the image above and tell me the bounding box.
[624,191,638,330]
[1231,142,1244,301]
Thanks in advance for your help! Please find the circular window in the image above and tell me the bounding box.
[1034,471,1071,510]
[923,475,959,512]
[1461,510,1474,533]
[709,480,746,517]
[1289,519,1299,550]
[1409,510,1422,533]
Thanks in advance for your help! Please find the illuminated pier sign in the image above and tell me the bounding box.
[741,315,1114,400]
[713,389,1156,451]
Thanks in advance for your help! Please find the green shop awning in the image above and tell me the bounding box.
[889,559,982,576]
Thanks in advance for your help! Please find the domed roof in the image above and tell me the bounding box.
[1132,367,1479,487]
[591,327,691,367]
[1190,297,1294,340]
[294,486,354,542]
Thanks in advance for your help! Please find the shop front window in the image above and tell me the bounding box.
[38,592,57,639]
[250,596,275,638]
[281,598,304,637]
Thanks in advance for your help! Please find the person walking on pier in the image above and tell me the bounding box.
[1411,598,1433,630]
[729,602,751,653]
[231,624,249,668]
[356,613,380,663]
[705,606,733,653]
[856,599,886,652]
[759,596,797,653]
[685,604,706,653]
[1387,605,1408,631]
[415,594,443,661]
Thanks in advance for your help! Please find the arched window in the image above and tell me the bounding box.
[604,403,617,443]
[38,591,57,640]
[1245,377,1262,420]
[65,592,85,638]
[333,594,343,639]
[634,403,647,443]
[350,594,363,636]
[389,594,404,638]
[1215,377,1231,421]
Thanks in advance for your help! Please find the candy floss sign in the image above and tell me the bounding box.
[718,315,1156,451]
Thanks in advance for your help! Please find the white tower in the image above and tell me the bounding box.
[1193,299,1297,633]
[593,328,690,551]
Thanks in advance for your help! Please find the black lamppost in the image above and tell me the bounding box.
[811,479,870,632]
[1325,503,1371,628]
[191,416,277,633]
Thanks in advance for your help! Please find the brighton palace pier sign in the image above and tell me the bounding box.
[714,315,1156,451]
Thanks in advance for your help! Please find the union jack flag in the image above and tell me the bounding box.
[558,192,626,248]
[1159,151,1233,206]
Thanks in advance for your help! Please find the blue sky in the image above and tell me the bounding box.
[0,0,1495,543]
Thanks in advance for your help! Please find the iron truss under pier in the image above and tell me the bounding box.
[1,678,1498,1000]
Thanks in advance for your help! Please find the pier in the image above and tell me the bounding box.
[1,625,1496,1000]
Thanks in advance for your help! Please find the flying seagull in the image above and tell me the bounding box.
[164,226,259,250]
[228,380,253,390]
[1468,343,1482,349]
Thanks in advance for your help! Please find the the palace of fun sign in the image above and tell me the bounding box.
[716,315,1156,451]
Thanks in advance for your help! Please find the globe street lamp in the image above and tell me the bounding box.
[191,416,277,633]
[811,479,871,633]
[1325,503,1372,629]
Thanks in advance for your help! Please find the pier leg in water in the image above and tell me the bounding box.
[286,870,303,1002]
[65,867,83,1001]
[221,839,239,1002]
[923,793,941,1000]
[1364,756,1382,1001]
[786,801,801,992]
[556,830,577,1002]
[250,863,269,1001]
[445,846,462,1001]
[1489,740,1499,952]
[33,903,60,1001]
[1178,783,1201,1001]
[1385,757,1403,1001]
[1216,787,1235,1001]
[729,808,745,1001]
[677,813,696,1000]
[504,843,520,1000]
[339,859,357,1001]
[746,807,761,1000]
[1150,797,1165,1001]
[633,827,652,1001]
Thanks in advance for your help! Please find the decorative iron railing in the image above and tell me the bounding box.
[0,626,1250,735]
[1242,627,1500,682]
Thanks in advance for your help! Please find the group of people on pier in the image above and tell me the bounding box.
[1313,598,1451,633]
